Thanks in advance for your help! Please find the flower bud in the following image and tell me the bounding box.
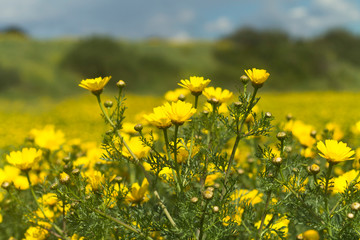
[214,183,220,189]
[202,110,209,115]
[286,114,293,121]
[212,206,219,213]
[202,189,214,200]
[191,197,199,203]
[276,132,286,141]
[240,75,249,84]
[207,98,219,105]
[63,156,71,164]
[1,181,11,190]
[302,230,320,240]
[267,172,274,178]
[104,100,113,108]
[285,146,292,153]
[178,94,186,101]
[234,101,242,108]
[309,164,320,175]
[72,168,80,176]
[134,124,143,132]
[351,202,360,211]
[114,176,123,183]
[265,112,272,118]
[237,168,245,175]
[347,212,354,219]
[296,234,304,240]
[59,172,70,185]
[116,80,126,88]
[272,157,282,166]
[310,130,317,138]
[50,182,58,190]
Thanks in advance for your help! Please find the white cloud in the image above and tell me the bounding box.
[204,17,233,33]
[170,31,192,42]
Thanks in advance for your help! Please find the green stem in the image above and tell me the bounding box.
[198,201,209,240]
[93,208,154,240]
[258,191,272,240]
[173,125,183,191]
[194,95,199,109]
[324,162,334,238]
[163,128,181,193]
[26,172,69,240]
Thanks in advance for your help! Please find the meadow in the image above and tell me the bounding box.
[2,91,360,149]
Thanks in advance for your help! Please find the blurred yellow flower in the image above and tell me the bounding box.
[121,135,151,159]
[30,125,65,151]
[231,189,263,205]
[6,148,42,171]
[125,179,150,205]
[203,87,233,103]
[255,214,289,237]
[163,100,196,125]
[164,88,190,102]
[244,68,270,88]
[204,102,228,114]
[78,76,111,95]
[13,175,29,190]
[317,140,355,163]
[285,120,315,147]
[325,122,344,140]
[332,169,360,194]
[223,207,244,226]
[144,106,172,129]
[301,230,320,240]
[38,193,58,206]
[178,76,211,95]
[24,226,49,240]
[351,121,360,135]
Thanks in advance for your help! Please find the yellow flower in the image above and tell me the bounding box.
[317,140,355,163]
[244,68,270,88]
[332,169,360,194]
[121,135,151,159]
[125,179,150,205]
[325,122,344,140]
[203,87,233,103]
[30,125,65,151]
[24,226,49,240]
[85,170,105,192]
[13,175,29,190]
[302,229,320,240]
[255,214,289,237]
[285,120,316,147]
[164,88,190,102]
[223,207,244,226]
[231,189,263,205]
[163,100,196,125]
[178,76,211,95]
[38,193,58,206]
[204,102,228,114]
[144,106,172,129]
[59,172,70,184]
[78,76,111,95]
[6,148,42,171]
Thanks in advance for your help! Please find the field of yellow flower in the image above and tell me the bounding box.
[1,71,360,239]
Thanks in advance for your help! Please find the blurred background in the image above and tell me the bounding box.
[1,0,360,98]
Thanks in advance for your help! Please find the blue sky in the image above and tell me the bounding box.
[1,0,359,40]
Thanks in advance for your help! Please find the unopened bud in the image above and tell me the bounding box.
[202,189,214,200]
[212,206,219,213]
[191,197,199,203]
[59,172,70,184]
[351,202,360,211]
[272,157,282,166]
[276,132,286,141]
[114,176,123,183]
[104,100,113,108]
[286,114,293,121]
[214,183,220,189]
[1,181,10,190]
[309,164,320,175]
[207,98,219,105]
[265,112,272,118]
[116,80,126,88]
[267,172,274,178]
[178,94,186,101]
[347,212,355,219]
[296,233,304,240]
[202,110,209,115]
[234,101,242,107]
[237,168,245,175]
[240,75,249,84]
[310,130,317,138]
[63,156,71,164]
[72,168,80,176]
[134,124,143,132]
[85,195,91,200]
[50,182,58,190]
[285,146,292,153]
[207,187,215,192]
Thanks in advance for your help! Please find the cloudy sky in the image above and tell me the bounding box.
[1,0,359,40]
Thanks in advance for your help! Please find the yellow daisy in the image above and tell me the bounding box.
[163,100,196,125]
[317,139,355,163]
[244,68,270,88]
[178,76,211,95]
[78,76,111,95]
[203,87,233,104]
[6,148,42,171]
